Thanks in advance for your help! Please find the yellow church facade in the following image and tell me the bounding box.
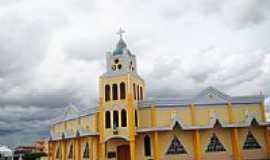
[48,32,270,160]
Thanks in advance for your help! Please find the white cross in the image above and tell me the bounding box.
[117,28,125,39]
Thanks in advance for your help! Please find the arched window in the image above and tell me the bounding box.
[135,110,138,127]
[133,83,136,100]
[140,86,143,100]
[83,142,89,159]
[137,85,140,101]
[56,145,61,159]
[112,84,118,100]
[68,144,73,159]
[120,82,126,99]
[105,85,110,101]
[113,110,119,128]
[105,111,111,128]
[144,135,151,156]
[121,109,127,127]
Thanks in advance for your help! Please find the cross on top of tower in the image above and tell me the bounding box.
[116,28,125,39]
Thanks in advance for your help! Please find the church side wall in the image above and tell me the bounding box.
[156,107,192,127]
[232,104,262,123]
[138,108,151,128]
[195,106,229,125]
[52,113,98,138]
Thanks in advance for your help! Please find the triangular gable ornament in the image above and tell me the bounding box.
[166,136,187,154]
[193,87,230,104]
[243,131,261,150]
[64,104,80,120]
[206,133,226,152]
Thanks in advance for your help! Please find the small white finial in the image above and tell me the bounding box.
[117,28,125,39]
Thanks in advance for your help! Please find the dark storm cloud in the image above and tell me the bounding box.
[0,89,78,108]
[0,129,22,136]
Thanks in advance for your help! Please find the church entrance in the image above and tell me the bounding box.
[117,145,130,160]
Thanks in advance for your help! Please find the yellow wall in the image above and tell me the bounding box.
[232,104,262,123]
[52,113,98,137]
[156,107,192,127]
[138,108,151,128]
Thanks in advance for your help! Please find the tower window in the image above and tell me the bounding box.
[105,111,111,128]
[112,65,116,71]
[121,109,127,127]
[112,83,118,100]
[133,83,136,100]
[137,85,140,101]
[135,110,138,127]
[114,59,119,64]
[120,82,126,99]
[105,85,110,101]
[144,135,151,156]
[118,64,122,69]
[113,110,119,128]
[140,86,143,100]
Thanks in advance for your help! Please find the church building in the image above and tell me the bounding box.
[48,30,270,160]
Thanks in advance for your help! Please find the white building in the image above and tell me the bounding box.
[0,145,12,160]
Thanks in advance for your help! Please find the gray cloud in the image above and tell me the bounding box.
[0,0,270,147]
[158,0,270,29]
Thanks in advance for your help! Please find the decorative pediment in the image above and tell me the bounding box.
[206,133,226,152]
[166,136,187,154]
[62,130,74,139]
[193,87,230,104]
[63,104,80,121]
[171,116,187,130]
[243,131,261,150]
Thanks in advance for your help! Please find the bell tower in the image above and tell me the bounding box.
[98,28,145,160]
[105,28,138,76]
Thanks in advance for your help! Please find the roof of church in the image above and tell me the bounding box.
[139,86,264,108]
[51,104,98,124]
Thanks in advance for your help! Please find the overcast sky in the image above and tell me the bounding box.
[0,0,270,147]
